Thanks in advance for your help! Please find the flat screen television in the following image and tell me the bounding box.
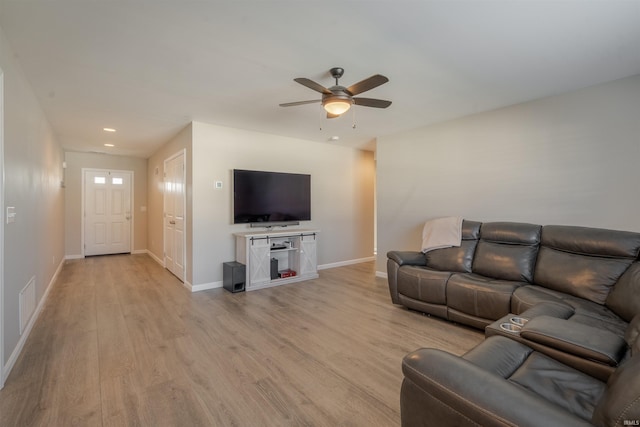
[233,169,311,225]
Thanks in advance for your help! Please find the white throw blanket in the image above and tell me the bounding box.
[421,216,463,253]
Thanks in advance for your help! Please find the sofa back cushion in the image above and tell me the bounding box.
[425,220,481,273]
[472,222,541,282]
[534,226,640,305]
[606,262,640,322]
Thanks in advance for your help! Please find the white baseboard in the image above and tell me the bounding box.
[136,250,196,292]
[318,256,375,270]
[145,250,165,267]
[190,281,223,292]
[2,258,64,385]
[375,271,388,279]
[67,250,151,259]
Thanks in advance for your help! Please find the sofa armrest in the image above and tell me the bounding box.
[520,316,628,366]
[387,251,426,267]
[386,251,425,305]
[402,347,592,427]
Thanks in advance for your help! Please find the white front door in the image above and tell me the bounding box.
[164,151,185,281]
[84,169,132,256]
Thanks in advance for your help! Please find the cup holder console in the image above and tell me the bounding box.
[510,316,529,327]
[498,316,529,333]
[500,323,522,333]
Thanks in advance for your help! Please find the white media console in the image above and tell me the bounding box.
[234,229,320,291]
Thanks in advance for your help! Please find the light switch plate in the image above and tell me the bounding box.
[7,206,16,224]
[215,181,223,189]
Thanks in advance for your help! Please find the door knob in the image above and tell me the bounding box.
[169,220,176,225]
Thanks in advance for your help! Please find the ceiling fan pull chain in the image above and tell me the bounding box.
[352,107,357,129]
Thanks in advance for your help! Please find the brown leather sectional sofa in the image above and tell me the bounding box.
[387,221,640,426]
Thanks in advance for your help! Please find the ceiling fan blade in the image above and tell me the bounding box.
[279,100,321,107]
[326,112,340,119]
[346,74,389,96]
[294,78,331,94]
[353,97,392,108]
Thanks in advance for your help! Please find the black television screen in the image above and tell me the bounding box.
[233,169,311,224]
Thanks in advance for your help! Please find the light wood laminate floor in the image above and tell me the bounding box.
[0,254,483,426]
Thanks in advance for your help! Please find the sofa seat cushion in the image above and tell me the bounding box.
[463,336,606,422]
[471,338,607,421]
[513,285,628,337]
[397,266,451,305]
[512,285,575,312]
[447,273,526,321]
[509,352,605,421]
[569,312,628,338]
[402,339,602,426]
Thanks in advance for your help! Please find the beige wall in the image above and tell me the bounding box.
[1,25,65,371]
[147,124,193,283]
[376,75,640,274]
[189,121,375,287]
[147,121,376,289]
[64,151,148,257]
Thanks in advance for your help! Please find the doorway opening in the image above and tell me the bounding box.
[82,169,133,256]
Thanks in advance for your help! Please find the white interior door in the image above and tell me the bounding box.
[164,151,185,281]
[84,170,132,256]
[0,69,5,389]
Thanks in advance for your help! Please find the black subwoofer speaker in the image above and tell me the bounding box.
[223,261,245,293]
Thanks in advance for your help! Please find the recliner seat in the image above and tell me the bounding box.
[401,314,640,427]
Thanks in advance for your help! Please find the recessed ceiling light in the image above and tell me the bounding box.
[103,128,116,132]
[329,136,340,141]
[104,143,115,147]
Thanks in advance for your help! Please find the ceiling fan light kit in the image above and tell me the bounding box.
[323,98,352,115]
[280,67,391,119]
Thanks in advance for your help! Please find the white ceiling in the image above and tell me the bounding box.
[1,1,639,157]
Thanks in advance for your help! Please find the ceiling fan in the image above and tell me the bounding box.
[279,67,391,118]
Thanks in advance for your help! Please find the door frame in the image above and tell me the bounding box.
[81,168,134,257]
[0,68,5,389]
[163,149,187,281]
